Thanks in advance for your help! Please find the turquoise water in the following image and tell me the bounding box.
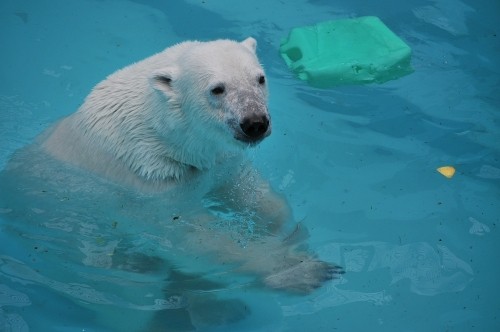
[1,0,499,331]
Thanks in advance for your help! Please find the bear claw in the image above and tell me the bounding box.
[264,259,344,294]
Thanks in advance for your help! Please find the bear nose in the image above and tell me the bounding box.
[240,114,270,140]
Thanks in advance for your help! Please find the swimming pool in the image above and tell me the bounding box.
[1,0,499,331]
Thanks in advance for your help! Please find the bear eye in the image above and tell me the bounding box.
[258,75,265,85]
[156,75,172,86]
[211,84,225,96]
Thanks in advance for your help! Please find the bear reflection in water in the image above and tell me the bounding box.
[0,38,343,331]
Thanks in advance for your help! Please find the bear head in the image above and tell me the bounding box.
[149,38,271,150]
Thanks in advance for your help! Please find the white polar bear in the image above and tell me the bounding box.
[42,38,272,191]
[0,38,342,330]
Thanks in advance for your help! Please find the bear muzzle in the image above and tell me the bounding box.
[232,113,271,145]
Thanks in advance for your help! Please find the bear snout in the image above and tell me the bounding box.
[239,114,271,142]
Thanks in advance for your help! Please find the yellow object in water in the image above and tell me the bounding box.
[437,166,456,178]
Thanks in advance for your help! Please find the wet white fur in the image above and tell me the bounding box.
[42,38,268,191]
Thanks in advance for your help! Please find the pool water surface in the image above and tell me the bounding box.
[0,0,499,331]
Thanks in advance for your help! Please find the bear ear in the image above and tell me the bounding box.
[241,37,257,54]
[150,68,177,94]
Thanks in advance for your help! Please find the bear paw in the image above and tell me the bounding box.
[263,259,344,294]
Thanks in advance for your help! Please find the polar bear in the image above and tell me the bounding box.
[42,38,272,191]
[0,38,342,330]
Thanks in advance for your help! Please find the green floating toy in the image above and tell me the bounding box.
[279,16,413,87]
